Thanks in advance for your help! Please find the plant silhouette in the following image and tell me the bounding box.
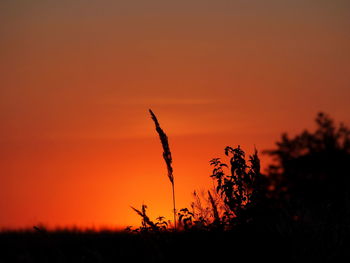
[130,205,159,232]
[265,112,350,225]
[209,146,262,226]
[177,208,194,230]
[149,109,177,230]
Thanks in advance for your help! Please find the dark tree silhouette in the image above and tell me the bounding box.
[265,112,350,225]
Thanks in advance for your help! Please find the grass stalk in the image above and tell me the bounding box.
[149,109,176,230]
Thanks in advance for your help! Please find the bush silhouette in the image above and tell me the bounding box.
[210,146,263,227]
[265,112,350,225]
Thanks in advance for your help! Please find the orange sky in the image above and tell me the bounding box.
[1,0,350,230]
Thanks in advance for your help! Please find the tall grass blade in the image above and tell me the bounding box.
[149,109,176,230]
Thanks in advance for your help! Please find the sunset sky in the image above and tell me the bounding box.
[1,0,350,230]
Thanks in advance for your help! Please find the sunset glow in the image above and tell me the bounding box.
[1,0,350,230]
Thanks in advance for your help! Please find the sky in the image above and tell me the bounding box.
[1,0,350,230]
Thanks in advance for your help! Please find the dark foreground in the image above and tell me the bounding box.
[1,225,349,263]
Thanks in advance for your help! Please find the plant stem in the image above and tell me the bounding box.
[172,182,176,230]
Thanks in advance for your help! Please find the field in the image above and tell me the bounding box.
[1,223,349,263]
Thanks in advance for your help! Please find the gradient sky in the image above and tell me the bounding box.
[1,0,350,230]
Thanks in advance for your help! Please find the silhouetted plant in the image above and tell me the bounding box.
[189,189,229,230]
[178,208,194,230]
[190,191,211,223]
[265,112,350,225]
[124,226,133,232]
[130,205,170,233]
[149,109,177,230]
[207,190,220,225]
[155,216,168,231]
[131,205,159,232]
[210,145,261,225]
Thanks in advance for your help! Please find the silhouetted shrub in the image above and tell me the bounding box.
[130,205,161,232]
[265,112,350,225]
[209,146,263,227]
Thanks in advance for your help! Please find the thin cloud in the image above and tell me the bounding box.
[97,97,217,106]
